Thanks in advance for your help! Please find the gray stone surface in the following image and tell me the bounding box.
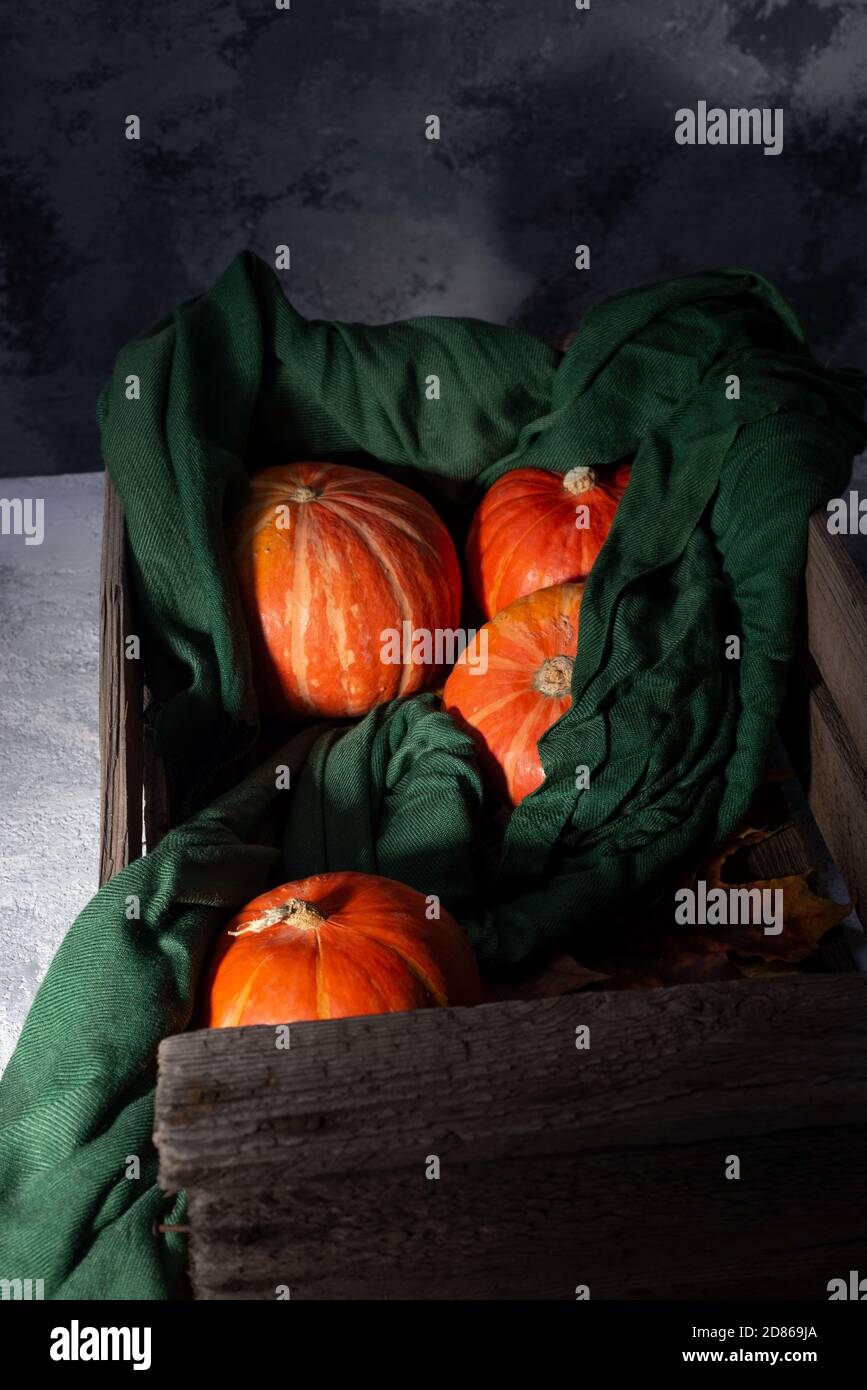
[0,474,101,1070]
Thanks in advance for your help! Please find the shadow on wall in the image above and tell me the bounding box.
[2,0,865,478]
[487,45,866,363]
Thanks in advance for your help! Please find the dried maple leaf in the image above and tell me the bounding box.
[594,940,744,991]
[593,832,851,990]
[720,873,851,964]
[482,952,607,1002]
[702,822,851,962]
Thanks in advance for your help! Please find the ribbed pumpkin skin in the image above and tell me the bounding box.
[444,583,584,806]
[201,872,482,1028]
[231,462,462,717]
[466,461,631,618]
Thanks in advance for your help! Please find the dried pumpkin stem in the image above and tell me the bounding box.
[229,897,326,936]
[562,466,597,495]
[532,655,574,698]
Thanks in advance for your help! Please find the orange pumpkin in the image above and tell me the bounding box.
[201,871,482,1027]
[230,462,462,718]
[466,461,631,618]
[443,582,583,806]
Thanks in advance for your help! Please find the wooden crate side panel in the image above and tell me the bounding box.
[807,510,867,771]
[156,977,867,1191]
[184,1126,867,1300]
[154,976,867,1301]
[808,676,867,922]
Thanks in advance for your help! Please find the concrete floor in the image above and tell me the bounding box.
[0,474,102,1070]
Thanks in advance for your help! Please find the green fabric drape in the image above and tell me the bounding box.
[1,255,863,1299]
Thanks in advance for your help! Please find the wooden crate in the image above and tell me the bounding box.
[99,468,867,1300]
[154,975,867,1301]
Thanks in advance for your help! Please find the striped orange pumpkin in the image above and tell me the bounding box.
[444,582,584,806]
[200,871,482,1026]
[466,461,631,618]
[230,462,462,718]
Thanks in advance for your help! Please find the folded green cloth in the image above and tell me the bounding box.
[1,256,863,1299]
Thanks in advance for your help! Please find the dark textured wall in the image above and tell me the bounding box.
[1,0,865,477]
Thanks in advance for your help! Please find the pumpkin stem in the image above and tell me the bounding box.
[562,466,597,496]
[283,484,318,503]
[532,655,574,698]
[228,897,326,937]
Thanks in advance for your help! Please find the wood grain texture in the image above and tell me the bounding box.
[156,974,867,1299]
[98,473,142,885]
[807,672,867,925]
[178,1129,867,1301]
[807,509,867,770]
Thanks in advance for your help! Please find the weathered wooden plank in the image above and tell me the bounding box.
[155,975,867,1300]
[98,473,142,885]
[808,673,867,925]
[156,976,867,1187]
[184,1126,867,1300]
[806,509,867,770]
